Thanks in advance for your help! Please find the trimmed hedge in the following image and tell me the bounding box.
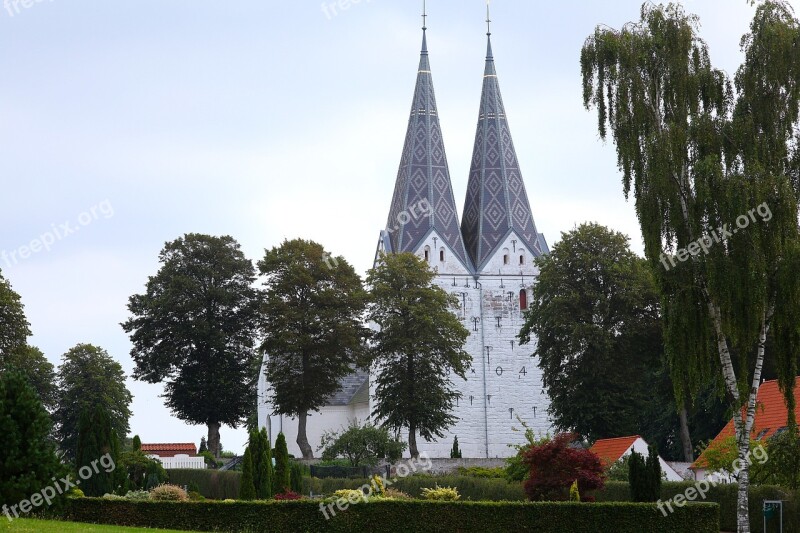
[167,470,241,500]
[596,481,799,533]
[64,498,718,533]
[304,475,526,501]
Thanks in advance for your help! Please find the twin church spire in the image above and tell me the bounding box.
[385,10,547,273]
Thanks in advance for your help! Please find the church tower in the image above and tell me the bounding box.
[377,19,471,276]
[375,10,553,458]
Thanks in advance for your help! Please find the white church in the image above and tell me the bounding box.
[258,19,553,459]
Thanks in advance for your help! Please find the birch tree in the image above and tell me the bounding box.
[581,3,800,531]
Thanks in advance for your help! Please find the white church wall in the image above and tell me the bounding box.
[391,231,553,458]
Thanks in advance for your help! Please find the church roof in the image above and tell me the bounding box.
[385,27,471,270]
[325,369,369,406]
[461,33,548,270]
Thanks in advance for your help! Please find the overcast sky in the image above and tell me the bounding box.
[0,0,783,454]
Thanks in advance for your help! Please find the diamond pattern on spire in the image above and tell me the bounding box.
[385,31,471,270]
[460,35,546,269]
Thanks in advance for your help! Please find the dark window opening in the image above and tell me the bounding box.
[519,289,528,310]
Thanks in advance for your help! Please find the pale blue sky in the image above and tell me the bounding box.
[0,0,779,453]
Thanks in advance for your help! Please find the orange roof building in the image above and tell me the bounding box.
[141,443,198,458]
[589,435,684,481]
[691,378,800,474]
[589,435,641,468]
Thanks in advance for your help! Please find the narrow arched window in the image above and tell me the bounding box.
[424,246,430,261]
[440,248,445,262]
[519,289,528,310]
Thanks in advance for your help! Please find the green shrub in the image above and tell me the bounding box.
[123,490,150,501]
[595,481,799,533]
[168,469,241,500]
[450,436,462,459]
[328,489,367,504]
[304,475,526,501]
[290,461,309,493]
[64,498,720,532]
[273,433,290,494]
[149,484,188,502]
[569,481,580,502]
[455,466,506,478]
[239,447,256,501]
[67,488,85,499]
[421,485,460,501]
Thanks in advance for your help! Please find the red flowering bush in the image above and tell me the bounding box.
[522,432,605,501]
[274,490,303,501]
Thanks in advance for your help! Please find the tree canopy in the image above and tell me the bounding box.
[0,370,66,510]
[258,238,369,459]
[123,233,261,457]
[365,252,471,458]
[0,271,56,409]
[54,343,132,461]
[581,2,800,529]
[519,223,663,442]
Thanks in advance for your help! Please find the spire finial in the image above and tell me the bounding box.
[422,0,427,31]
[486,0,491,36]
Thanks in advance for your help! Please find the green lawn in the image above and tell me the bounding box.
[0,518,198,532]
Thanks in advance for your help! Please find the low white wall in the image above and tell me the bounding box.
[149,454,205,470]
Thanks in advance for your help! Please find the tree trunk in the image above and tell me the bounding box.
[408,422,418,459]
[297,412,313,459]
[208,421,221,458]
[678,406,694,462]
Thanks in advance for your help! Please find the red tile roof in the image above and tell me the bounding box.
[589,436,641,468]
[691,378,800,470]
[141,443,198,457]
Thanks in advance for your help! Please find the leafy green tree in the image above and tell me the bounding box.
[239,447,256,501]
[761,428,800,489]
[123,233,261,458]
[199,436,208,454]
[273,432,290,494]
[76,405,123,496]
[258,239,369,459]
[2,345,57,412]
[0,370,66,511]
[366,252,471,458]
[0,271,29,357]
[319,420,407,467]
[54,344,132,461]
[607,454,631,482]
[581,3,800,529]
[520,223,665,443]
[0,272,57,410]
[250,428,272,499]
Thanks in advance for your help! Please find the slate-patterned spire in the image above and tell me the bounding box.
[385,26,471,270]
[461,30,548,270]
